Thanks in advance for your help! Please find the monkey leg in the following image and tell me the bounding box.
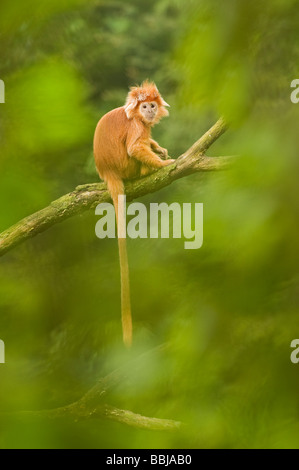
[140,164,155,176]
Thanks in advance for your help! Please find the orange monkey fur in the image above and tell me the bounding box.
[93,81,174,347]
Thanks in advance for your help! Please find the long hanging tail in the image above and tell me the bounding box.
[106,174,132,347]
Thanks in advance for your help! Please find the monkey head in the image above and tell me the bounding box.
[139,100,159,124]
[124,80,170,126]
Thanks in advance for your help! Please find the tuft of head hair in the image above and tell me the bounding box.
[124,80,170,122]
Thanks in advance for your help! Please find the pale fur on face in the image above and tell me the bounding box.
[139,101,158,123]
[124,81,170,124]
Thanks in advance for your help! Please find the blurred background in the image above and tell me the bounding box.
[0,0,299,449]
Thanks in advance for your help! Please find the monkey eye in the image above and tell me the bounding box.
[151,103,155,108]
[142,104,147,109]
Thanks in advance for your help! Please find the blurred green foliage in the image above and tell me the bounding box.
[0,0,299,449]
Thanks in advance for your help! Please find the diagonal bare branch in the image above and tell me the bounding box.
[0,118,229,257]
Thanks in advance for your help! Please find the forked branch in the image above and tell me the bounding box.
[0,117,228,257]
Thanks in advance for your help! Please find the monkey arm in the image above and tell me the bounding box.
[126,119,172,168]
[150,138,163,151]
[128,140,168,168]
[150,139,169,159]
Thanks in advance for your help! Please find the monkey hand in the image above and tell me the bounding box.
[162,158,175,166]
[156,147,169,159]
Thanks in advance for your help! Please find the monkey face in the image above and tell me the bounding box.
[139,101,158,123]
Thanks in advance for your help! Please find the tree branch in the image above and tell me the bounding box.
[0,118,229,257]
[13,404,182,431]
[3,344,182,431]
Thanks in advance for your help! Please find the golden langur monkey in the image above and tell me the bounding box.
[93,80,174,347]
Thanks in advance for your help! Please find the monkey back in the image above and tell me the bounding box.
[93,107,141,181]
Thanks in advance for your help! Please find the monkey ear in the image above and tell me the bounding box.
[124,98,138,118]
[161,98,170,107]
